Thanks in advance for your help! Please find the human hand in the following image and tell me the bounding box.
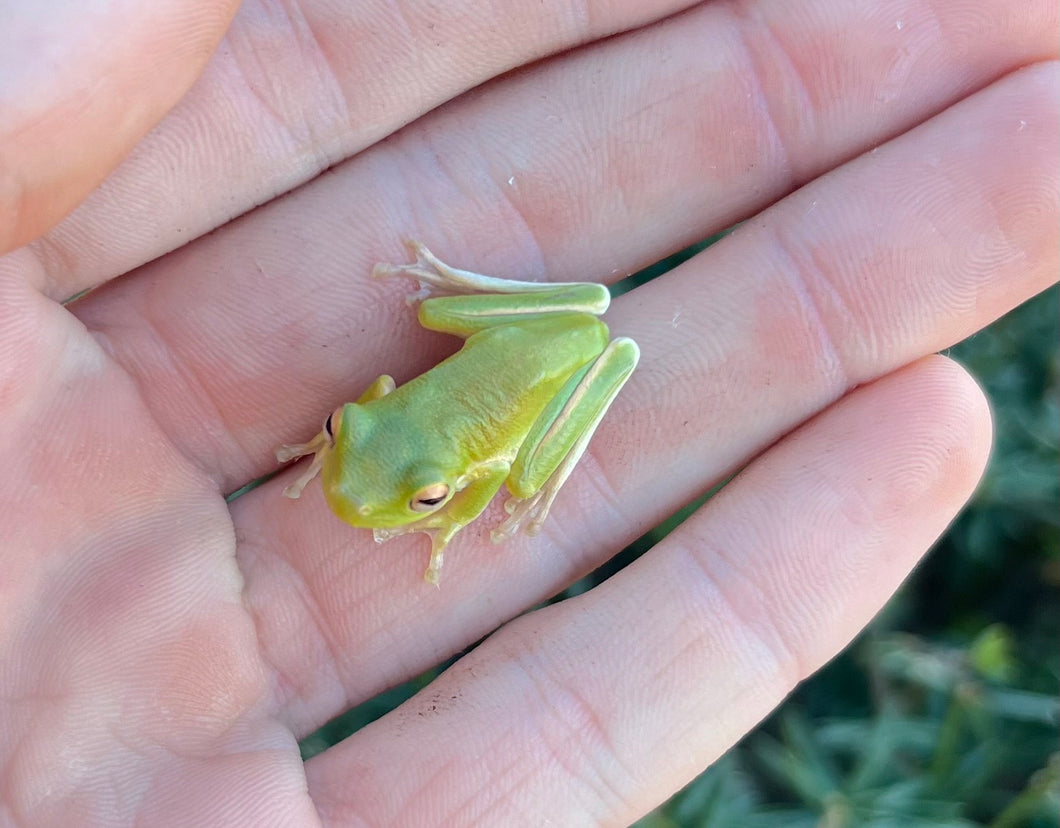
[2,1,1056,825]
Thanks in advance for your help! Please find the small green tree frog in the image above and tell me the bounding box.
[277,241,639,584]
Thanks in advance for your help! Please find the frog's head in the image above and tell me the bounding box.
[320,403,454,528]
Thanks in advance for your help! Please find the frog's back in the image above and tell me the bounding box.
[377,313,608,461]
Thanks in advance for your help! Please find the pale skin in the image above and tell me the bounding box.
[1,2,1057,827]
[277,240,640,584]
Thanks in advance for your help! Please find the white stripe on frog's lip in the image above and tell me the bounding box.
[338,494,369,516]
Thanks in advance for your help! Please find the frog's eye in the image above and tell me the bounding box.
[323,407,343,441]
[410,483,450,512]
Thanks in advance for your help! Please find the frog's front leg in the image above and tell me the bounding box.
[374,459,511,584]
[494,336,640,542]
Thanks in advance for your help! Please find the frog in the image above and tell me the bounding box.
[276,240,639,584]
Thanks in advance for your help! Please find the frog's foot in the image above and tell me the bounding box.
[372,523,450,585]
[275,431,330,499]
[491,484,563,543]
[371,526,406,544]
[424,544,444,586]
[374,239,565,299]
[372,241,450,300]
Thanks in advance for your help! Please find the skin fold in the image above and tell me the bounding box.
[0,0,1056,825]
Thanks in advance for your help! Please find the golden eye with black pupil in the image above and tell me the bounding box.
[323,406,343,443]
[410,483,450,512]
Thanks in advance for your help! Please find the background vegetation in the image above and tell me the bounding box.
[300,243,1059,827]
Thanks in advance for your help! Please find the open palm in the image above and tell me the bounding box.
[2,1,1056,825]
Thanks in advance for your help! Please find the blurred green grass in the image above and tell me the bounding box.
[299,244,1058,827]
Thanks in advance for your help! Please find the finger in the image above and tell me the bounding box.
[30,0,702,297]
[303,356,992,825]
[71,0,1057,487]
[235,64,1056,736]
[0,0,240,259]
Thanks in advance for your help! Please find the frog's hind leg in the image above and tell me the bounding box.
[492,336,640,542]
[374,239,610,306]
[376,242,612,339]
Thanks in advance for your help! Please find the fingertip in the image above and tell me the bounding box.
[902,354,994,508]
[0,0,242,256]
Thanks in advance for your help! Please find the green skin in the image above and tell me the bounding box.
[277,241,639,584]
